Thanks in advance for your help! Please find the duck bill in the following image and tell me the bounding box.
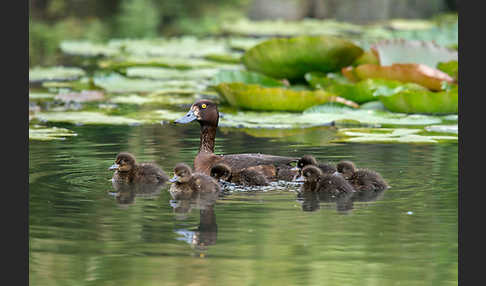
[108,163,119,171]
[290,167,300,172]
[175,109,197,124]
[169,175,180,183]
[332,171,341,176]
[294,175,305,182]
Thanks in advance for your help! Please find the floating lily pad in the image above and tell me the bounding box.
[242,35,363,80]
[376,84,458,114]
[110,93,196,106]
[305,72,427,104]
[55,91,105,102]
[371,39,458,68]
[204,53,242,64]
[227,37,268,51]
[424,124,458,134]
[60,41,120,57]
[35,111,143,125]
[210,70,287,87]
[333,128,457,143]
[215,82,358,112]
[29,125,77,141]
[29,92,56,99]
[29,66,86,83]
[98,56,228,70]
[349,63,455,91]
[93,74,204,94]
[436,60,458,81]
[125,67,221,80]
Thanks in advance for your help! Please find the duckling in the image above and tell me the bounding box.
[210,163,269,186]
[293,155,336,175]
[109,152,168,184]
[295,165,355,196]
[336,161,388,192]
[169,163,221,200]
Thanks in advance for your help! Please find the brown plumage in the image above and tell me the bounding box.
[174,100,299,180]
[294,155,336,175]
[295,165,355,196]
[109,152,168,184]
[210,163,269,186]
[169,163,221,200]
[336,161,388,192]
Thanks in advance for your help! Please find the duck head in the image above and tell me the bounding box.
[170,163,193,183]
[175,100,219,127]
[210,163,232,182]
[109,152,136,172]
[336,160,356,179]
[294,165,322,183]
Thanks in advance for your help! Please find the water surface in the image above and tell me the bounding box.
[29,123,458,286]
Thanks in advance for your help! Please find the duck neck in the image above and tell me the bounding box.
[199,124,216,153]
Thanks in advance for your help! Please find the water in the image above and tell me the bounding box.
[29,123,458,286]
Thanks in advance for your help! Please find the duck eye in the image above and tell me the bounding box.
[201,104,207,109]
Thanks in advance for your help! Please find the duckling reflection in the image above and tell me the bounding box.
[110,181,167,206]
[296,191,320,212]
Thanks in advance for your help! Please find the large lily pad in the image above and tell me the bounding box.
[35,111,143,125]
[376,84,458,114]
[125,67,221,80]
[242,35,363,80]
[305,72,427,104]
[437,60,458,81]
[29,66,86,83]
[93,74,204,94]
[333,128,457,143]
[371,39,458,68]
[210,70,287,87]
[215,82,358,112]
[29,125,77,141]
[60,41,120,57]
[348,63,455,91]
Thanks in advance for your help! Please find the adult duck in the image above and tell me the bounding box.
[174,99,299,179]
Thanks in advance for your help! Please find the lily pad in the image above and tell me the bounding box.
[376,84,458,114]
[98,56,228,70]
[110,93,196,106]
[29,92,56,99]
[29,66,86,83]
[305,72,427,104]
[215,82,358,112]
[437,60,458,81]
[35,111,143,125]
[93,74,204,94]
[210,70,287,87]
[60,41,120,57]
[55,91,105,102]
[242,35,363,80]
[204,53,242,64]
[29,125,77,141]
[424,124,458,134]
[371,39,458,68]
[125,67,221,80]
[333,128,457,143]
[349,63,455,91]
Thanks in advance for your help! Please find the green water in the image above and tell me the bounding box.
[29,123,458,286]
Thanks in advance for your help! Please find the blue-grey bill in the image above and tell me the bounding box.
[108,163,119,171]
[169,176,179,183]
[174,110,197,124]
[294,175,305,182]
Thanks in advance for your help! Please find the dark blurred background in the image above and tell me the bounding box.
[29,0,458,66]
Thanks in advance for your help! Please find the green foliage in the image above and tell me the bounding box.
[115,0,161,38]
[437,60,458,81]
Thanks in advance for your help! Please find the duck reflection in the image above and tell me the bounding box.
[169,188,220,255]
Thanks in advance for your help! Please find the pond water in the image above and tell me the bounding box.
[29,123,458,286]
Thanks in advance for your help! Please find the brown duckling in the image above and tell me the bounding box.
[295,165,355,196]
[210,163,269,186]
[109,152,168,184]
[336,161,388,192]
[174,99,298,179]
[292,155,336,175]
[169,163,221,200]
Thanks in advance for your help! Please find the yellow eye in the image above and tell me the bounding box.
[201,104,207,109]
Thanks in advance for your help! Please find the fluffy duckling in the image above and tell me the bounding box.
[210,163,269,186]
[109,152,168,184]
[169,163,221,200]
[336,161,388,192]
[295,165,355,196]
[292,155,336,175]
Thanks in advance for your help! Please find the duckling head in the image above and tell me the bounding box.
[170,163,193,183]
[109,152,136,172]
[210,163,232,182]
[336,161,356,179]
[294,165,322,183]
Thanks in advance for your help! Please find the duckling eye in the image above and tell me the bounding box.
[201,104,207,109]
